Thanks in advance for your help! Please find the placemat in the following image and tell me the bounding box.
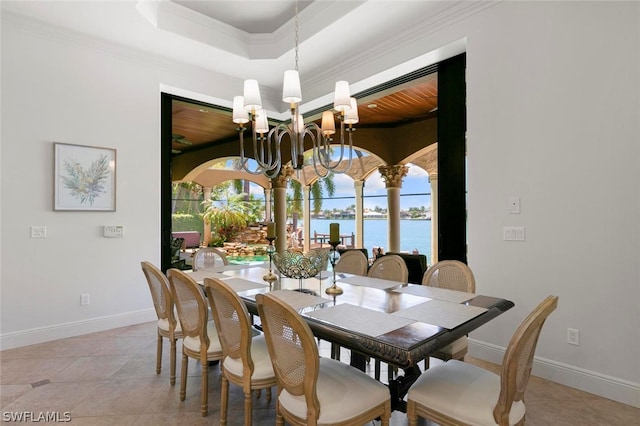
[269,290,332,311]
[218,277,268,292]
[337,275,403,290]
[393,286,475,303]
[307,303,415,337]
[391,299,487,329]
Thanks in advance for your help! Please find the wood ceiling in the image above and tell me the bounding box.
[171,74,438,156]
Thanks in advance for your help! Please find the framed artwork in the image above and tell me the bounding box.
[54,142,117,211]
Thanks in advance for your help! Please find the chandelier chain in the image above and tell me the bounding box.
[294,0,299,71]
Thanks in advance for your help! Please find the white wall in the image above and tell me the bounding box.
[1,1,638,407]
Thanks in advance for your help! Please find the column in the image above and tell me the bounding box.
[429,172,438,264]
[354,180,364,248]
[271,166,293,253]
[202,187,212,247]
[378,164,408,253]
[303,185,311,252]
[263,187,272,222]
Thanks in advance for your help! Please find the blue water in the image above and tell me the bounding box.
[306,218,432,262]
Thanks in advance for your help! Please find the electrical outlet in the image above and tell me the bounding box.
[567,328,579,346]
[80,294,90,306]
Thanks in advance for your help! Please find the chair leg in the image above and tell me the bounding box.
[244,391,253,426]
[220,376,229,426]
[200,355,209,417]
[180,353,188,401]
[156,333,163,374]
[170,338,177,385]
[266,386,272,403]
[407,399,418,426]
[275,400,284,426]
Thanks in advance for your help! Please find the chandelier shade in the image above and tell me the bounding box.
[232,0,357,179]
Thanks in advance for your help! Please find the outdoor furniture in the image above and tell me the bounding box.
[407,296,558,426]
[387,252,428,284]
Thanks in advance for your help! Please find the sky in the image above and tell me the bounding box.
[244,161,432,211]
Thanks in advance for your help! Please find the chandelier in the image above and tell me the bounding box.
[231,0,358,179]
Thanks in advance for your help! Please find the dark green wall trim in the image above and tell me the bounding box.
[437,53,467,263]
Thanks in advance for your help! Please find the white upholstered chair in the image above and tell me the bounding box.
[204,277,276,426]
[334,250,369,276]
[167,269,223,417]
[407,295,558,426]
[192,247,228,271]
[140,261,183,385]
[421,260,476,366]
[256,293,391,426]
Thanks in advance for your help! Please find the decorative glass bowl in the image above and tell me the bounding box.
[273,250,327,289]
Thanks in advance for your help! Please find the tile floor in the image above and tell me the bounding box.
[1,321,638,425]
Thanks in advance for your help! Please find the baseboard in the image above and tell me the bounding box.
[0,309,157,351]
[469,339,640,408]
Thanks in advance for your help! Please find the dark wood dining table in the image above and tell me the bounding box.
[189,264,514,411]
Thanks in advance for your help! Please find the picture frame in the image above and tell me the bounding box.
[54,142,116,211]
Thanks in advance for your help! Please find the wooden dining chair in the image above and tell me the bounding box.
[368,254,408,380]
[368,254,409,283]
[204,277,276,426]
[192,247,229,271]
[334,249,369,276]
[256,293,391,426]
[407,295,559,426]
[140,261,183,385]
[421,260,476,367]
[167,268,223,417]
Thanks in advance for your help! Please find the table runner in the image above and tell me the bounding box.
[393,285,475,304]
[269,289,332,311]
[391,299,487,329]
[307,303,415,337]
[337,275,403,290]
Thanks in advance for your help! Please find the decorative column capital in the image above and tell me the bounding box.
[428,172,438,182]
[378,164,408,188]
[354,180,365,189]
[271,165,294,189]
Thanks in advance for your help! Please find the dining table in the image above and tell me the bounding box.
[188,263,514,411]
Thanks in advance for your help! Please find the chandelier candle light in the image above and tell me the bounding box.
[232,0,358,179]
[326,222,343,295]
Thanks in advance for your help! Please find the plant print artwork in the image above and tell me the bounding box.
[62,154,110,205]
[54,143,116,211]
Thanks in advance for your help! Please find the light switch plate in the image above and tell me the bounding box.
[31,226,47,238]
[503,226,525,241]
[104,225,124,238]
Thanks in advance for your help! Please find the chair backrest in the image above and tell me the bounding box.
[368,254,409,282]
[387,252,428,284]
[494,295,558,424]
[421,260,476,293]
[141,261,174,324]
[204,277,254,379]
[193,247,229,271]
[334,250,369,276]
[166,269,209,345]
[337,247,369,260]
[256,293,321,420]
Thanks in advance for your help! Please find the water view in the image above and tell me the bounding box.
[305,218,432,263]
